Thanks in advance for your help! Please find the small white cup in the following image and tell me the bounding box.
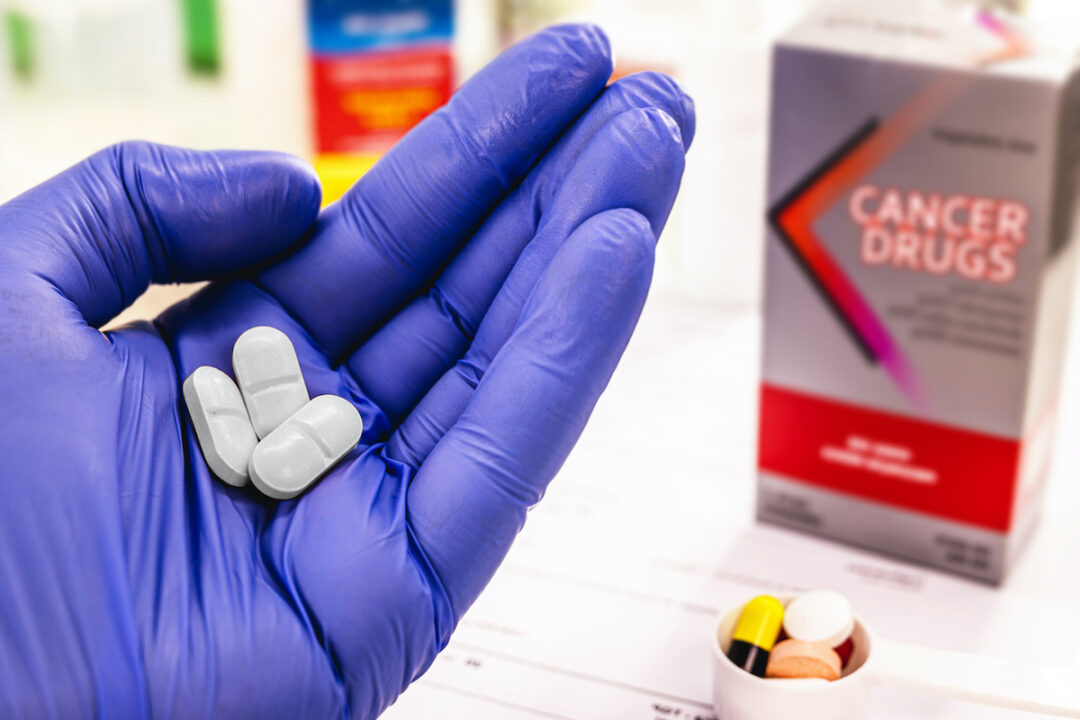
[712,594,872,720]
[712,594,1080,719]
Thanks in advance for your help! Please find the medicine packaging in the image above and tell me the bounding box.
[758,2,1080,582]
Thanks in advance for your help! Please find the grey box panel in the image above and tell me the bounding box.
[757,472,1009,583]
[763,46,1057,437]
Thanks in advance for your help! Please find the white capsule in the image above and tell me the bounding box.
[183,366,258,487]
[248,395,363,500]
[232,326,309,439]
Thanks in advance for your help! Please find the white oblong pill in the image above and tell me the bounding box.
[232,326,309,439]
[248,395,363,500]
[783,590,855,648]
[183,366,258,487]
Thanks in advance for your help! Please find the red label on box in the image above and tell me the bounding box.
[758,383,1021,532]
[311,45,454,154]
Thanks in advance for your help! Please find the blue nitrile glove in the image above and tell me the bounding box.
[0,25,694,719]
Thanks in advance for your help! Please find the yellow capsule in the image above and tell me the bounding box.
[728,595,785,677]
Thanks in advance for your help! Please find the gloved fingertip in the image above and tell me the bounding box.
[582,208,657,277]
[644,106,684,148]
[608,104,681,142]
[519,208,655,367]
[612,72,697,151]
[617,107,686,182]
[671,78,697,151]
[539,23,614,79]
[146,147,326,280]
[207,149,324,246]
[574,107,686,236]
[608,205,655,237]
[274,153,323,219]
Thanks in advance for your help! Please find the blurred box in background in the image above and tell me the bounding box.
[757,0,1080,583]
[307,0,456,203]
[306,0,497,203]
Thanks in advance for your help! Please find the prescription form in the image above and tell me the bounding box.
[376,293,1080,720]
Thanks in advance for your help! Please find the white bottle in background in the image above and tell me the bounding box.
[455,0,499,82]
[195,0,309,156]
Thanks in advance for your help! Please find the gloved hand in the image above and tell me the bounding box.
[0,25,693,719]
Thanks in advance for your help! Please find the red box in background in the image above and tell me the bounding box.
[311,45,453,155]
[306,0,456,203]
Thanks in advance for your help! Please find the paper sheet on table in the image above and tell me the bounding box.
[382,299,1080,720]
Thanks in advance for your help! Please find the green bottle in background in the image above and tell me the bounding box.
[4,10,33,81]
[180,0,220,76]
